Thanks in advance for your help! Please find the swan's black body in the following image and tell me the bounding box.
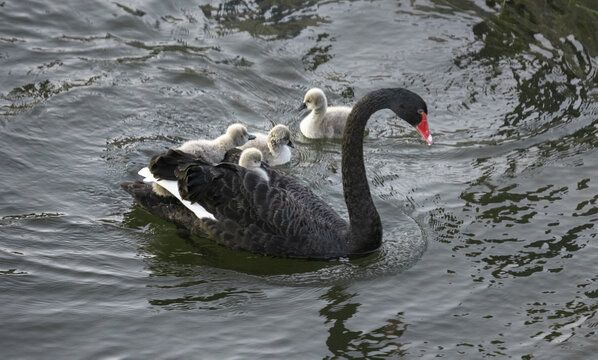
[121,88,428,259]
[148,149,200,180]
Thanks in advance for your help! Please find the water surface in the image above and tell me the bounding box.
[1,0,597,358]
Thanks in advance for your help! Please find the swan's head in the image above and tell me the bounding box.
[226,124,256,146]
[268,124,294,151]
[298,88,327,111]
[387,88,433,145]
[238,147,263,170]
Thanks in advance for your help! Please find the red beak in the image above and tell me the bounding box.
[415,112,433,145]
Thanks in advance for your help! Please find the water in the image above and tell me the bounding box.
[1,0,597,358]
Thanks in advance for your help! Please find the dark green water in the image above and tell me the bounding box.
[1,0,597,358]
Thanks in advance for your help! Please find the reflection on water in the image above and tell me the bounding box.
[122,205,425,287]
[320,286,407,359]
[2,75,105,116]
[107,1,598,353]
[415,0,598,353]
[302,32,334,71]
[449,0,597,141]
[527,285,597,344]
[201,0,327,40]
[1,0,598,358]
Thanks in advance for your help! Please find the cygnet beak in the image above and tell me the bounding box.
[415,112,433,146]
[248,134,256,140]
[287,140,295,148]
[298,103,307,111]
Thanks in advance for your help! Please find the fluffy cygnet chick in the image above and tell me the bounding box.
[152,123,254,197]
[238,148,269,182]
[178,123,255,163]
[238,124,293,166]
[299,88,352,139]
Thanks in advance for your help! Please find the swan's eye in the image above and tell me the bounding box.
[417,109,424,115]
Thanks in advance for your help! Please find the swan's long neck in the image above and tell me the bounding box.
[313,97,328,118]
[267,140,279,156]
[342,89,392,253]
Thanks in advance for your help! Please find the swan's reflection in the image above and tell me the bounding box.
[320,286,408,358]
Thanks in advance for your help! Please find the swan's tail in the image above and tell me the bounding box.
[149,149,207,180]
[120,181,204,232]
[120,181,178,210]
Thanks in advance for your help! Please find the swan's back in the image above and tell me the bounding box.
[174,161,348,258]
[324,106,353,136]
[177,138,223,163]
[266,169,345,229]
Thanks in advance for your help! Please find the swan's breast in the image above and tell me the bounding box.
[299,113,313,138]
[269,145,291,166]
[300,113,327,138]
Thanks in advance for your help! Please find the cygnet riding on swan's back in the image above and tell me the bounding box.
[178,123,255,163]
[136,146,269,220]
[224,124,293,165]
[151,123,255,197]
[299,88,353,139]
[238,148,269,181]
[122,88,434,259]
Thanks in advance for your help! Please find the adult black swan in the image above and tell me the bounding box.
[121,88,433,259]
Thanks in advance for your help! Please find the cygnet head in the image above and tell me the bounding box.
[238,147,263,170]
[227,123,256,147]
[298,88,327,111]
[268,124,294,151]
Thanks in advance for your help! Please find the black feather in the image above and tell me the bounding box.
[149,149,209,180]
[222,147,242,163]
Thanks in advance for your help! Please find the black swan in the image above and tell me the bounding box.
[121,88,432,259]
